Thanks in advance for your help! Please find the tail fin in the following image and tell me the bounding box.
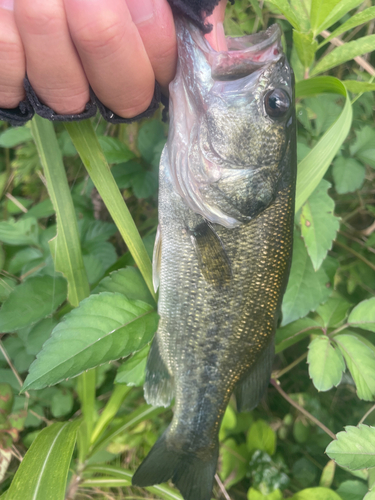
[132,431,218,500]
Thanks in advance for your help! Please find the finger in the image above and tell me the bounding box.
[14,0,89,114]
[126,0,177,91]
[64,0,155,119]
[0,0,26,108]
[205,0,228,52]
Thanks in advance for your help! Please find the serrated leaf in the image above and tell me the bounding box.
[0,276,67,333]
[0,126,32,148]
[131,171,158,199]
[111,161,140,189]
[336,480,369,500]
[8,247,44,275]
[25,318,58,356]
[290,487,342,500]
[137,120,165,163]
[300,179,339,270]
[93,267,155,306]
[281,233,332,326]
[0,217,39,246]
[5,420,80,500]
[320,7,375,47]
[348,298,375,332]
[312,35,375,76]
[332,157,365,194]
[326,425,375,470]
[98,136,135,165]
[247,420,276,456]
[276,317,322,353]
[220,438,248,489]
[293,31,318,69]
[79,219,117,245]
[23,292,158,391]
[334,334,375,401]
[308,336,345,391]
[350,126,375,168]
[115,345,149,386]
[316,296,351,328]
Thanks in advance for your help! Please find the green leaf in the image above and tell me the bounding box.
[0,217,39,246]
[5,420,80,500]
[267,0,301,29]
[336,480,369,500]
[137,120,165,163]
[334,334,375,401]
[293,31,318,69]
[295,77,352,211]
[247,420,276,456]
[312,35,375,76]
[344,80,375,94]
[83,465,183,500]
[365,489,375,500]
[0,126,32,148]
[8,247,43,275]
[248,487,283,500]
[319,460,335,488]
[220,438,249,489]
[310,0,342,34]
[350,126,375,169]
[22,198,55,220]
[115,345,149,386]
[65,120,155,300]
[0,276,67,333]
[51,390,74,418]
[300,179,339,270]
[24,318,58,355]
[93,267,155,306]
[281,233,331,326]
[6,196,32,215]
[307,336,345,391]
[98,136,135,165]
[315,0,365,34]
[31,116,90,307]
[332,157,365,194]
[276,317,322,353]
[111,161,140,189]
[290,487,342,500]
[316,296,351,328]
[348,298,375,332]
[319,7,375,47]
[23,292,158,391]
[131,171,158,199]
[326,424,375,470]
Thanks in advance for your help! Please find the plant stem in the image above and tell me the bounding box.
[334,240,375,272]
[215,473,232,500]
[358,404,375,425]
[273,351,308,379]
[271,379,336,440]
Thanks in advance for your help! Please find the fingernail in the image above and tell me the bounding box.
[0,0,14,11]
[127,0,154,25]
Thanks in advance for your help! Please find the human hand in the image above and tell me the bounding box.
[0,0,177,118]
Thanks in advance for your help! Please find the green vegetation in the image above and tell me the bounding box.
[1,0,375,498]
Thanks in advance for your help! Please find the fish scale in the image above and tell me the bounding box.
[133,17,296,500]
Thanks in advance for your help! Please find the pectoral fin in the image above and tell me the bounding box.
[189,221,232,289]
[235,339,275,412]
[144,336,174,408]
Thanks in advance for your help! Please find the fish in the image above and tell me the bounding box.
[132,15,296,500]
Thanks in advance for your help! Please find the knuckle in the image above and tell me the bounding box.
[17,2,61,34]
[116,88,154,119]
[73,18,127,57]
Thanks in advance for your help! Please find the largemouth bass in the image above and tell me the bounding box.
[132,16,296,500]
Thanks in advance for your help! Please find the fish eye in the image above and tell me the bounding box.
[264,89,290,118]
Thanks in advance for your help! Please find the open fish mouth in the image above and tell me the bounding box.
[192,23,283,80]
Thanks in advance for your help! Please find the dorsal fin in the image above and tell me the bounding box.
[189,221,232,289]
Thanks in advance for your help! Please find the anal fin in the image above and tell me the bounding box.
[189,221,232,289]
[144,336,174,408]
[235,339,274,412]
